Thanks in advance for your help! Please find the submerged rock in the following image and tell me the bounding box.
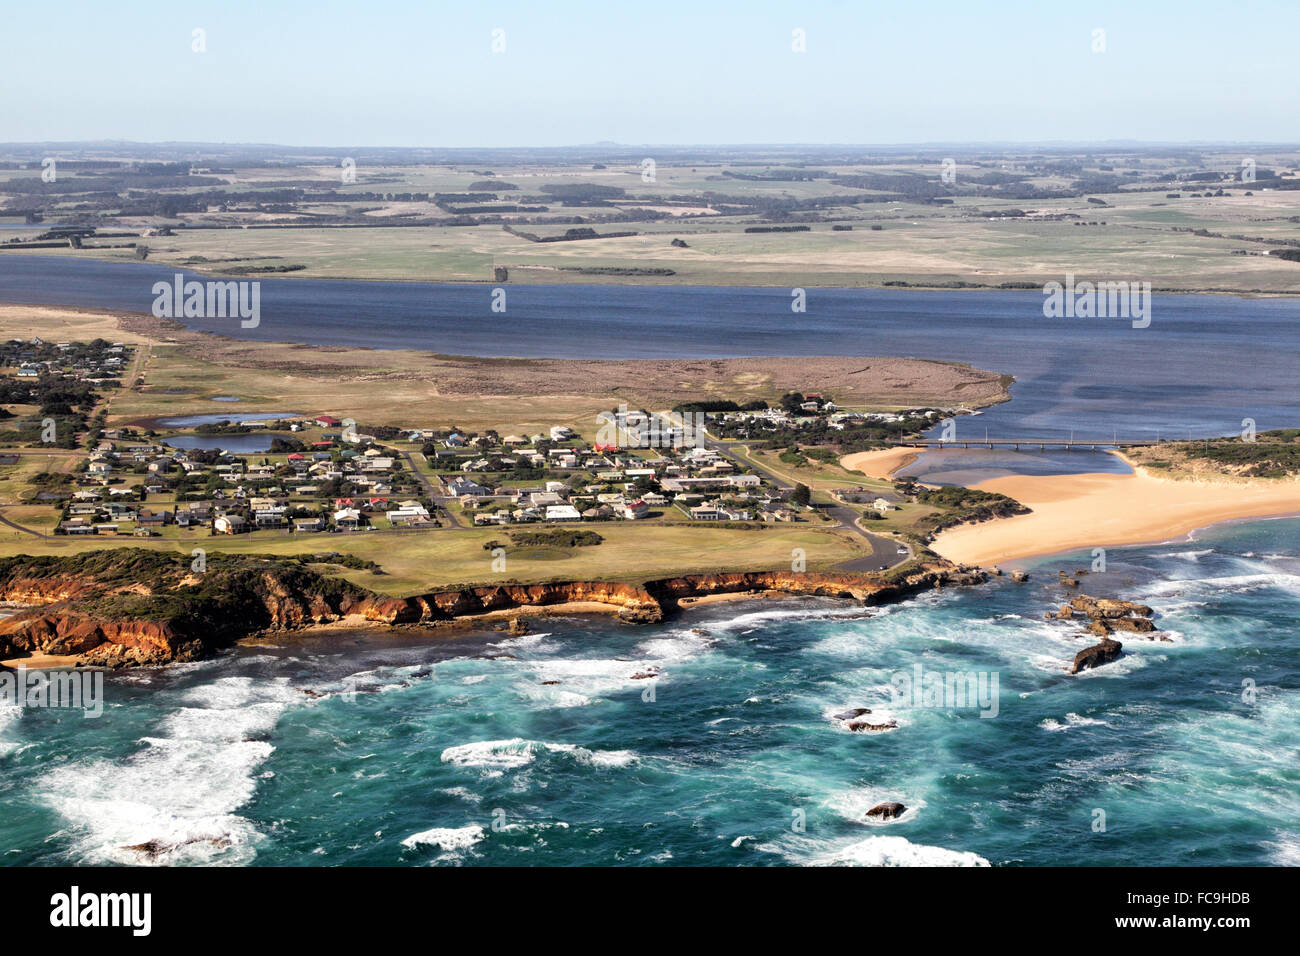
[832,707,872,721]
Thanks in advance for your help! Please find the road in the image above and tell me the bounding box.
[392,447,463,529]
[699,430,906,572]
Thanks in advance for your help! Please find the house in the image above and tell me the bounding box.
[333,507,363,530]
[623,499,650,520]
[386,503,430,526]
[313,415,343,428]
[873,497,895,515]
[545,505,582,521]
[549,425,574,441]
[254,510,288,529]
[294,517,325,532]
[501,435,528,446]
[447,478,489,497]
[136,510,168,527]
[215,515,248,534]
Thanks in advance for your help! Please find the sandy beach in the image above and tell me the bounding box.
[840,447,919,481]
[930,466,1300,566]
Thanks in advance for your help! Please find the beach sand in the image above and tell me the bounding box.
[1,653,84,670]
[930,466,1300,566]
[840,447,919,481]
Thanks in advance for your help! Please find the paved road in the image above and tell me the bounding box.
[393,447,462,529]
[0,510,46,539]
[700,431,907,571]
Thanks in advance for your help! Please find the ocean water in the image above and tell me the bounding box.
[3,518,1297,867]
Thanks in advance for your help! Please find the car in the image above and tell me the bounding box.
[897,547,909,554]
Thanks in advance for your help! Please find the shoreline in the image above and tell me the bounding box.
[929,457,1300,566]
[238,590,801,652]
[839,447,919,481]
[5,252,1300,298]
[0,565,986,670]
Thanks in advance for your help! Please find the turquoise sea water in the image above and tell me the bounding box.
[3,518,1297,867]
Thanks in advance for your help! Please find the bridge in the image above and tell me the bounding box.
[890,437,1158,451]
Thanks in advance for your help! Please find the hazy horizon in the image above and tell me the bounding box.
[4,0,1298,147]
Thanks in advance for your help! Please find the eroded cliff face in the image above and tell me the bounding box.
[0,551,985,669]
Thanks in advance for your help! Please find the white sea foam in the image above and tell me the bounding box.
[523,656,659,706]
[439,738,638,772]
[36,676,300,865]
[809,835,989,867]
[1072,653,1152,678]
[824,787,923,824]
[400,824,485,856]
[1134,571,1300,600]
[0,705,24,757]
[1265,836,1300,867]
[440,738,541,770]
[1039,712,1112,732]
[488,631,553,653]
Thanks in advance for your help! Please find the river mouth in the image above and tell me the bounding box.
[896,447,1135,484]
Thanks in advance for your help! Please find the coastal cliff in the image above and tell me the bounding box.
[0,550,985,668]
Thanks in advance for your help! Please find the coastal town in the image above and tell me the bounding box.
[2,336,931,551]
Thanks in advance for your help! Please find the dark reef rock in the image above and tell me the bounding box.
[1070,637,1123,674]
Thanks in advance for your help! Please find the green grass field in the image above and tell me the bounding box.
[0,520,870,597]
[6,150,1300,291]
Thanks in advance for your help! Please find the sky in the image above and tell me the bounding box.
[2,0,1297,147]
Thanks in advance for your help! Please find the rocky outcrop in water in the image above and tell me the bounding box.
[1070,637,1123,674]
[1049,593,1165,640]
[866,802,906,820]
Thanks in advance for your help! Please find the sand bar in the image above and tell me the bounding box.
[840,447,919,481]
